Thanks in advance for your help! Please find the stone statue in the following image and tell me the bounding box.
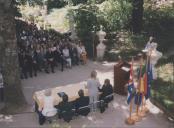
[96,25,106,60]
[150,43,162,79]
[143,37,162,79]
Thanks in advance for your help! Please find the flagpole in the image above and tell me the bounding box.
[130,57,134,118]
[125,57,135,125]
[139,54,148,117]
[132,55,143,122]
[143,52,151,113]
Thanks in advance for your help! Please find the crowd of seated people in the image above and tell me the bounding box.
[37,79,113,125]
[16,20,87,79]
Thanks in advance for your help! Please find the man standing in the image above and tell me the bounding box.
[45,48,55,73]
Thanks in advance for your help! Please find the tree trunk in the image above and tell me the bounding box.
[132,0,144,34]
[0,0,26,108]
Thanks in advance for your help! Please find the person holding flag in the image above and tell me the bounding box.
[125,57,136,125]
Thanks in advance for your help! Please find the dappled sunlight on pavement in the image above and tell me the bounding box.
[0,61,173,128]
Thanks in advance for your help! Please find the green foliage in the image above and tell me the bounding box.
[151,90,174,115]
[102,0,132,32]
[13,0,22,17]
[72,4,100,57]
[72,0,88,6]
[156,55,174,67]
[130,34,148,48]
[71,0,132,57]
[144,6,174,52]
[47,0,68,11]
[152,79,174,99]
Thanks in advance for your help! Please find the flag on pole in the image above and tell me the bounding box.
[127,63,135,104]
[134,92,142,105]
[138,64,146,94]
[145,58,153,99]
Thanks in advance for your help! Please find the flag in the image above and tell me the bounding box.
[134,92,142,105]
[143,71,148,95]
[127,83,135,104]
[127,64,135,104]
[138,64,146,94]
[145,58,153,99]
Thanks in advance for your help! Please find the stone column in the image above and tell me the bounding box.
[0,0,26,108]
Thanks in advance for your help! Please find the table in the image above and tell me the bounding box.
[33,84,89,111]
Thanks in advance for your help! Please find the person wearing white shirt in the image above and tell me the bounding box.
[86,70,101,112]
[77,45,82,59]
[63,46,72,68]
[81,45,86,54]
[38,89,57,125]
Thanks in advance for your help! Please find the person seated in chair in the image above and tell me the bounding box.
[98,79,113,104]
[55,94,74,122]
[75,89,90,116]
[38,89,57,125]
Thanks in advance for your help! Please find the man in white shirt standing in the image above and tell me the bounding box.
[86,70,101,112]
[0,68,4,102]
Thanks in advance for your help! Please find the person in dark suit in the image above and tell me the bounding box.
[71,44,79,65]
[25,50,33,78]
[55,94,74,122]
[45,48,55,73]
[75,89,90,116]
[98,79,113,104]
[32,51,38,77]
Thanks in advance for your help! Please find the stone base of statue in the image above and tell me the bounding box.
[125,117,135,125]
[96,42,106,61]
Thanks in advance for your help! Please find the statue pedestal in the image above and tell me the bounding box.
[96,42,106,60]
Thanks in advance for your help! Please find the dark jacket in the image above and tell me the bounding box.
[75,96,90,116]
[98,84,113,103]
[55,101,74,122]
[45,51,54,61]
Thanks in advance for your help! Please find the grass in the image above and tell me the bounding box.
[152,55,174,114]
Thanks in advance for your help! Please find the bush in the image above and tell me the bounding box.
[144,6,174,53]
[72,4,101,57]
[101,0,132,32]
[71,0,133,58]
[47,0,68,11]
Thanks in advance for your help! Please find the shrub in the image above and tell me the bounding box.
[144,6,174,53]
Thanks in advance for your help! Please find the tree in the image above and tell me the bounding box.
[132,0,144,34]
[0,0,26,110]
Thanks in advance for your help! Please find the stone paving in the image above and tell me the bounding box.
[0,61,173,128]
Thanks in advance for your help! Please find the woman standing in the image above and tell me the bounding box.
[86,70,101,112]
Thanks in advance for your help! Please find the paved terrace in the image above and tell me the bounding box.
[0,61,173,128]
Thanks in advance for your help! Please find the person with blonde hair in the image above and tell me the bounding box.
[86,70,101,111]
[38,89,57,125]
